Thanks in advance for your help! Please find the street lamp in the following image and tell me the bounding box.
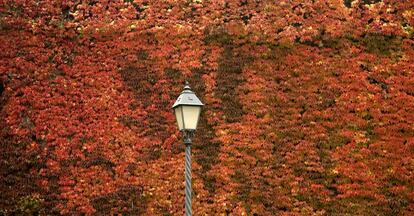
[172,81,204,216]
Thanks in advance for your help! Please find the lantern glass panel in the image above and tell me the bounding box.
[174,106,184,130]
[182,106,201,130]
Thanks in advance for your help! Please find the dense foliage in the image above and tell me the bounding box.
[1,0,413,215]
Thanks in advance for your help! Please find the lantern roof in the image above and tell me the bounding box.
[172,81,204,108]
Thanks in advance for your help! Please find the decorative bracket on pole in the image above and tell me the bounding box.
[183,130,194,146]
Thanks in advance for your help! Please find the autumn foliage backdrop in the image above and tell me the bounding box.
[1,0,414,215]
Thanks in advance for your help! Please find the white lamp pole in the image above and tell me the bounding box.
[172,81,204,216]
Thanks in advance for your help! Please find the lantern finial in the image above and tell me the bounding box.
[184,80,191,90]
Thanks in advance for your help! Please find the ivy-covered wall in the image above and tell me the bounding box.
[1,0,413,215]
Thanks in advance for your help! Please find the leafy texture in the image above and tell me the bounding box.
[1,0,413,215]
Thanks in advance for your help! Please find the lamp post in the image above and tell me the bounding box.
[172,81,204,216]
